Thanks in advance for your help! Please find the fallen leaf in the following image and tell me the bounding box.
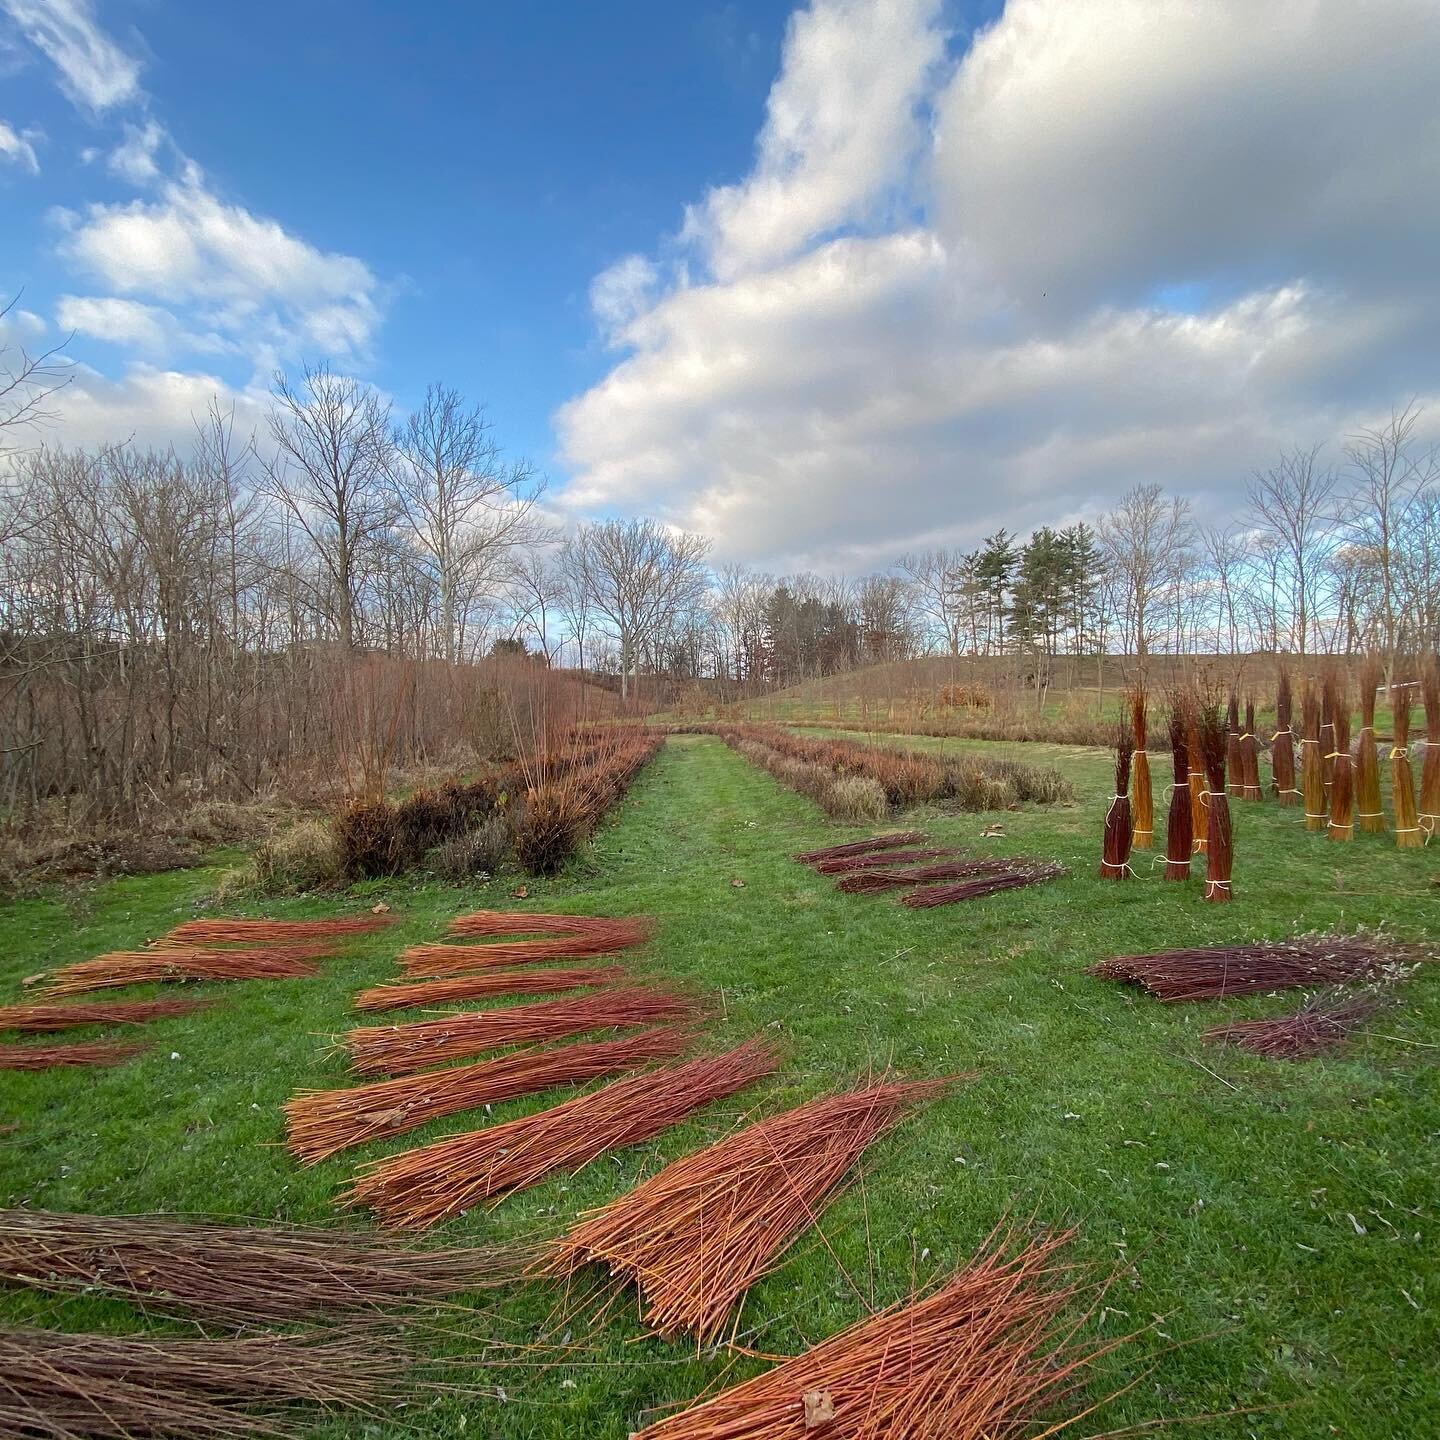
[730,877,746,888]
[511,886,529,899]
[803,1389,836,1427]
[371,902,391,914]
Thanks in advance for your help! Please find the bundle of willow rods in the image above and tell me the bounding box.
[1239,698,1263,801]
[1320,680,1337,794]
[1099,725,1133,880]
[1198,703,1232,902]
[837,856,1019,894]
[1272,667,1299,804]
[794,832,927,864]
[0,1327,414,1437]
[629,1225,1110,1440]
[1225,694,1244,798]
[346,1038,783,1228]
[41,948,323,997]
[287,1026,695,1163]
[1422,658,1440,837]
[902,863,1065,909]
[399,934,643,977]
[1326,672,1354,842]
[1355,656,1385,833]
[1187,712,1208,853]
[538,1075,962,1341]
[1301,678,1326,831]
[1130,689,1153,847]
[0,1209,516,1323]
[345,987,702,1077]
[446,911,653,944]
[0,1040,149,1070]
[168,916,394,943]
[0,997,209,1033]
[1164,704,1191,880]
[1390,680,1423,848]
[353,965,627,1014]
[1203,990,1379,1060]
[813,847,960,875]
[1088,931,1424,1001]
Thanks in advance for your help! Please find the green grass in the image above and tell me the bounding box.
[1,735,1436,1437]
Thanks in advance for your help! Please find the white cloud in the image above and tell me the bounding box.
[558,0,1440,570]
[0,0,142,111]
[0,118,39,173]
[55,294,233,358]
[106,118,165,185]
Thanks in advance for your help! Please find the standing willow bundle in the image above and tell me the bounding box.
[1199,705,1232,903]
[1187,713,1208,853]
[346,1039,783,1227]
[1099,726,1133,880]
[1422,658,1440,836]
[629,1225,1115,1440]
[1326,674,1353,842]
[1239,698,1263,800]
[1320,681,1337,795]
[1355,656,1385,833]
[1272,667,1299,804]
[1301,680,1326,831]
[1164,706,1191,880]
[1390,680,1423,848]
[1129,690,1153,848]
[537,1075,962,1341]
[1225,695,1243,797]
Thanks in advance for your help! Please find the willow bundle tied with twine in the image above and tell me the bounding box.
[1199,704,1233,902]
[1164,704,1192,880]
[628,1224,1123,1440]
[1301,679,1327,831]
[0,1209,516,1323]
[0,997,209,1033]
[1422,658,1440,837]
[1239,698,1263,801]
[1129,689,1153,848]
[345,1038,783,1228]
[537,1074,964,1341]
[1272,667,1299,804]
[1187,713,1208,853]
[0,1040,150,1070]
[1320,681,1337,795]
[1225,694,1244,798]
[1099,724,1134,880]
[1390,679,1423,848]
[1326,672,1353,842]
[1355,656,1385,833]
[352,965,627,1014]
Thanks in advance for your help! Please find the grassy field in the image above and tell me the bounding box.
[1,734,1436,1437]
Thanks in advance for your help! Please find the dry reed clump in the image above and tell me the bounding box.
[1326,672,1354,841]
[1129,689,1153,847]
[1099,724,1133,880]
[245,817,344,894]
[345,1038,783,1227]
[0,998,209,1033]
[1390,678,1423,847]
[0,1209,516,1323]
[352,965,627,1013]
[1203,989,1380,1060]
[0,1039,150,1069]
[345,987,702,1076]
[1354,656,1385,832]
[432,816,511,880]
[628,1224,1118,1440]
[286,1026,696,1163]
[826,775,890,821]
[1271,666,1299,805]
[1422,657,1440,836]
[537,1074,965,1340]
[1164,702,1191,880]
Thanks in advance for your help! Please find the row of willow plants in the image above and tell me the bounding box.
[707,723,1072,820]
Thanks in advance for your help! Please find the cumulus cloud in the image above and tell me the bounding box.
[557,0,1440,570]
[0,0,141,111]
[106,118,167,185]
[0,118,39,173]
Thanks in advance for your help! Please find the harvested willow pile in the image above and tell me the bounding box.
[1391,680,1423,848]
[1355,656,1385,833]
[538,1075,961,1341]
[813,847,959,875]
[40,948,325,997]
[0,1209,514,1323]
[0,1326,414,1437]
[1099,725,1133,880]
[346,987,702,1077]
[1199,703,1233,903]
[1326,673,1353,841]
[0,1040,149,1070]
[346,1038,783,1227]
[1239,698,1263,801]
[1130,690,1153,847]
[1301,679,1326,831]
[794,832,927,864]
[287,1027,695,1163]
[447,911,654,943]
[168,916,394,944]
[0,998,208,1033]
[1088,931,1425,1001]
[901,863,1065,909]
[629,1225,1111,1440]
[837,857,1019,894]
[399,933,645,977]
[1271,667,1299,805]
[1164,704,1191,881]
[353,965,627,1014]
[1203,990,1379,1060]
[1423,658,1440,837]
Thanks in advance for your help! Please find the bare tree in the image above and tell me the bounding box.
[896,548,966,655]
[0,293,71,454]
[1098,482,1193,670]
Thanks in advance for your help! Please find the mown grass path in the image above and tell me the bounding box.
[1,734,1436,1437]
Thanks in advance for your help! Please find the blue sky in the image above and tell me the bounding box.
[3,1,1439,571]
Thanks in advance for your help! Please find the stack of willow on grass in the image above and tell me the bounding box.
[1163,703,1191,880]
[1326,672,1354,842]
[1301,679,1327,831]
[1391,678,1423,848]
[0,1039,149,1070]
[1099,724,1133,881]
[0,997,209,1032]
[1129,689,1153,848]
[1355,655,1385,833]
[1271,666,1299,805]
[1239,697,1263,800]
[1203,990,1380,1060]
[1423,658,1440,837]
[1198,703,1233,903]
